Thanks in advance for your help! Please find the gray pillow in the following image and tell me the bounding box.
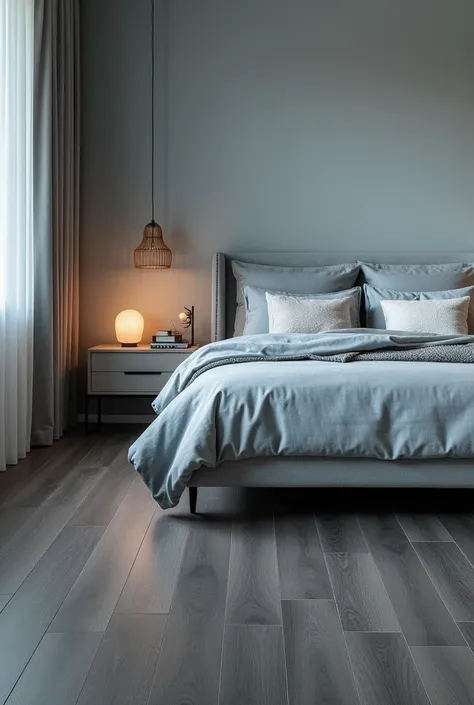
[232,259,360,336]
[243,284,361,335]
[364,283,474,331]
[361,262,474,291]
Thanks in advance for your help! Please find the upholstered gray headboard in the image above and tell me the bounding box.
[211,251,474,341]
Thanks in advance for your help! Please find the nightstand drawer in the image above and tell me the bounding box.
[90,371,172,394]
[90,352,189,373]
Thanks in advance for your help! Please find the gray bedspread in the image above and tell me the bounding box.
[128,331,474,508]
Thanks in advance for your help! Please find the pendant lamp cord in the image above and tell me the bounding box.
[151,0,155,221]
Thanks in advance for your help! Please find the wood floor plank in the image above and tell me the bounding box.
[74,433,130,471]
[359,514,464,645]
[68,448,136,527]
[346,632,430,705]
[326,553,400,632]
[5,632,102,705]
[411,646,474,705]
[458,622,474,653]
[0,507,36,552]
[275,514,332,599]
[396,514,453,542]
[115,512,189,614]
[219,625,288,705]
[0,465,107,594]
[147,512,231,705]
[76,614,166,705]
[48,479,155,633]
[0,596,11,614]
[0,526,103,705]
[226,517,281,625]
[0,435,79,506]
[316,514,369,553]
[437,514,474,566]
[43,465,108,510]
[282,599,359,705]
[0,507,73,594]
[3,436,98,508]
[413,542,474,621]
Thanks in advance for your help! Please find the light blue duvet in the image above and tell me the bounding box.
[128,331,474,508]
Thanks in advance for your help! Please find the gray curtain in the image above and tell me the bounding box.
[32,0,80,446]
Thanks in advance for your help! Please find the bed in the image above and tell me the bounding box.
[129,251,474,512]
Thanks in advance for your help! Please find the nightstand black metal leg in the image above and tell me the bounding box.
[85,395,89,435]
[97,396,102,428]
[189,486,198,514]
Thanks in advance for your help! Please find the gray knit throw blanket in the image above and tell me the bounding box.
[188,343,474,385]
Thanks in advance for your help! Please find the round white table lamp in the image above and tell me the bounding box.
[115,309,144,347]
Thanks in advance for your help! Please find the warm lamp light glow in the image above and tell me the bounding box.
[115,310,144,347]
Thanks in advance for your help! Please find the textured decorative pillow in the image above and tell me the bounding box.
[266,293,353,334]
[361,262,474,291]
[380,297,470,335]
[231,260,360,336]
[242,285,361,335]
[364,283,474,331]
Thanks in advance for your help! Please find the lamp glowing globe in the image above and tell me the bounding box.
[115,309,144,347]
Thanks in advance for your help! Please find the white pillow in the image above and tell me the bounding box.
[380,297,470,335]
[265,293,353,334]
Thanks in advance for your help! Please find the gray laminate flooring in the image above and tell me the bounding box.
[2,428,474,704]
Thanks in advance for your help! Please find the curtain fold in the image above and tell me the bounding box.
[0,0,35,471]
[31,0,80,445]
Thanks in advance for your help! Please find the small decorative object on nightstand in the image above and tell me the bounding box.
[179,305,195,346]
[86,343,199,431]
[115,309,144,347]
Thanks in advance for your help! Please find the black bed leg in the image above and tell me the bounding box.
[189,486,198,514]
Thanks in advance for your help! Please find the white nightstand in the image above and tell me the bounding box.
[86,344,199,429]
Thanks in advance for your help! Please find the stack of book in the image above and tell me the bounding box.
[150,330,189,349]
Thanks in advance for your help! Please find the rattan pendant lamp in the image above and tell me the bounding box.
[134,0,172,269]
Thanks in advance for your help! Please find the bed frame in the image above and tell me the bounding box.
[187,251,474,513]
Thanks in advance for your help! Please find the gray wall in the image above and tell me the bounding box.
[81,0,474,352]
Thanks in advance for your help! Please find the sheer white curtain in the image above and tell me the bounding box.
[0,0,35,471]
